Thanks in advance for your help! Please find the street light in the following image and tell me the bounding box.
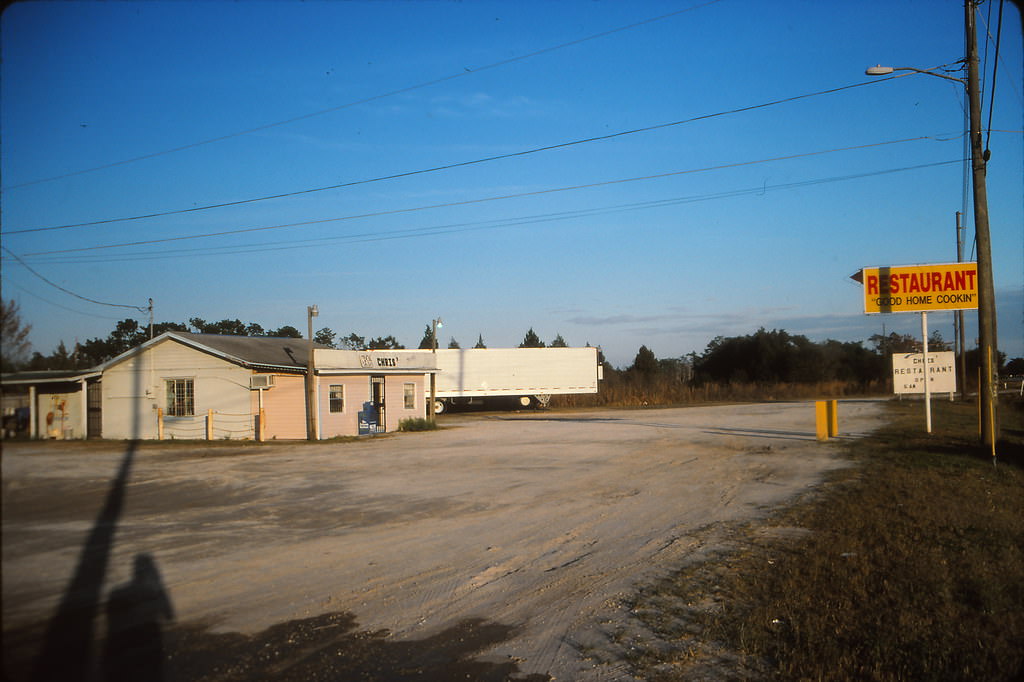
[429,317,443,420]
[865,0,999,451]
[431,317,443,352]
[864,64,965,84]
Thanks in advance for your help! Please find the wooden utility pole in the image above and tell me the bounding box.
[965,0,999,450]
[955,212,967,400]
[429,317,442,421]
[307,305,319,440]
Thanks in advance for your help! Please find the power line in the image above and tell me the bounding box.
[2,280,126,321]
[18,139,960,258]
[983,0,1004,152]
[1,0,725,192]
[1,246,148,311]
[15,159,963,266]
[976,0,1022,104]
[3,73,921,237]
[8,159,963,266]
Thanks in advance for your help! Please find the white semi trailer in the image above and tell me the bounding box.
[410,347,602,414]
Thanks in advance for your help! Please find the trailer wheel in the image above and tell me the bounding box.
[433,399,446,415]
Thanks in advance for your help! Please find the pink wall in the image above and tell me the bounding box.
[318,374,427,437]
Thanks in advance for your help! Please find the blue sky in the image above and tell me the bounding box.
[2,0,1022,368]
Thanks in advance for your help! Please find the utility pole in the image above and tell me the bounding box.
[307,305,319,440]
[148,298,154,340]
[955,212,967,400]
[429,317,442,421]
[965,0,999,449]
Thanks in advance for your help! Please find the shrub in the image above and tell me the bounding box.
[397,418,438,432]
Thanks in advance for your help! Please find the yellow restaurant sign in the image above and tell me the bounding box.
[859,262,979,314]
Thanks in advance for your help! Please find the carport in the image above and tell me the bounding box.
[0,369,102,439]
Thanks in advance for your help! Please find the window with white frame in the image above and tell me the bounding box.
[329,385,344,413]
[404,382,415,409]
[165,378,194,416]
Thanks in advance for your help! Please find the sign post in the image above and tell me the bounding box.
[921,312,931,433]
[855,262,978,433]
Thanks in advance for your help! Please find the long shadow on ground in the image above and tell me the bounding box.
[3,433,549,681]
[23,442,137,682]
[163,612,550,682]
[6,611,550,681]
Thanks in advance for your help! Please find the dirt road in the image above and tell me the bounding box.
[2,401,885,680]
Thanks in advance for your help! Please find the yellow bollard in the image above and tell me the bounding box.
[977,367,982,438]
[157,408,164,440]
[815,401,829,441]
[988,347,996,460]
[828,400,839,438]
[207,409,214,440]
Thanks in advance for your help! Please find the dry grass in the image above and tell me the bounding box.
[552,380,888,409]
[626,396,1024,681]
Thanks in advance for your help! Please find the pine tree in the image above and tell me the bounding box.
[519,328,545,348]
[418,325,435,349]
[0,299,32,371]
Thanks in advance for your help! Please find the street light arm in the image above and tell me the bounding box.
[865,64,966,85]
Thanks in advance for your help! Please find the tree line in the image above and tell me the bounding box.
[614,328,1009,385]
[3,300,1018,386]
[577,327,1012,409]
[1,304,580,371]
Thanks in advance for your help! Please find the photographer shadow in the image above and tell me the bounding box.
[101,553,174,682]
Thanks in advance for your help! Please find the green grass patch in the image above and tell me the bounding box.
[397,417,439,432]
[628,397,1024,681]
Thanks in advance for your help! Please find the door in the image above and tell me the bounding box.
[87,380,102,438]
[359,376,386,434]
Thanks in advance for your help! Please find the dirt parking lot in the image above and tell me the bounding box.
[2,401,885,681]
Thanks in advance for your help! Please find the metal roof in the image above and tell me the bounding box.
[0,369,101,385]
[3,333,343,384]
[166,332,327,370]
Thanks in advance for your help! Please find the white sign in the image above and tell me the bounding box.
[315,349,438,372]
[891,351,956,394]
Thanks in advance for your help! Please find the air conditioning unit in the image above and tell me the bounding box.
[250,374,276,390]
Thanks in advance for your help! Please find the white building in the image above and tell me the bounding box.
[2,332,438,441]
